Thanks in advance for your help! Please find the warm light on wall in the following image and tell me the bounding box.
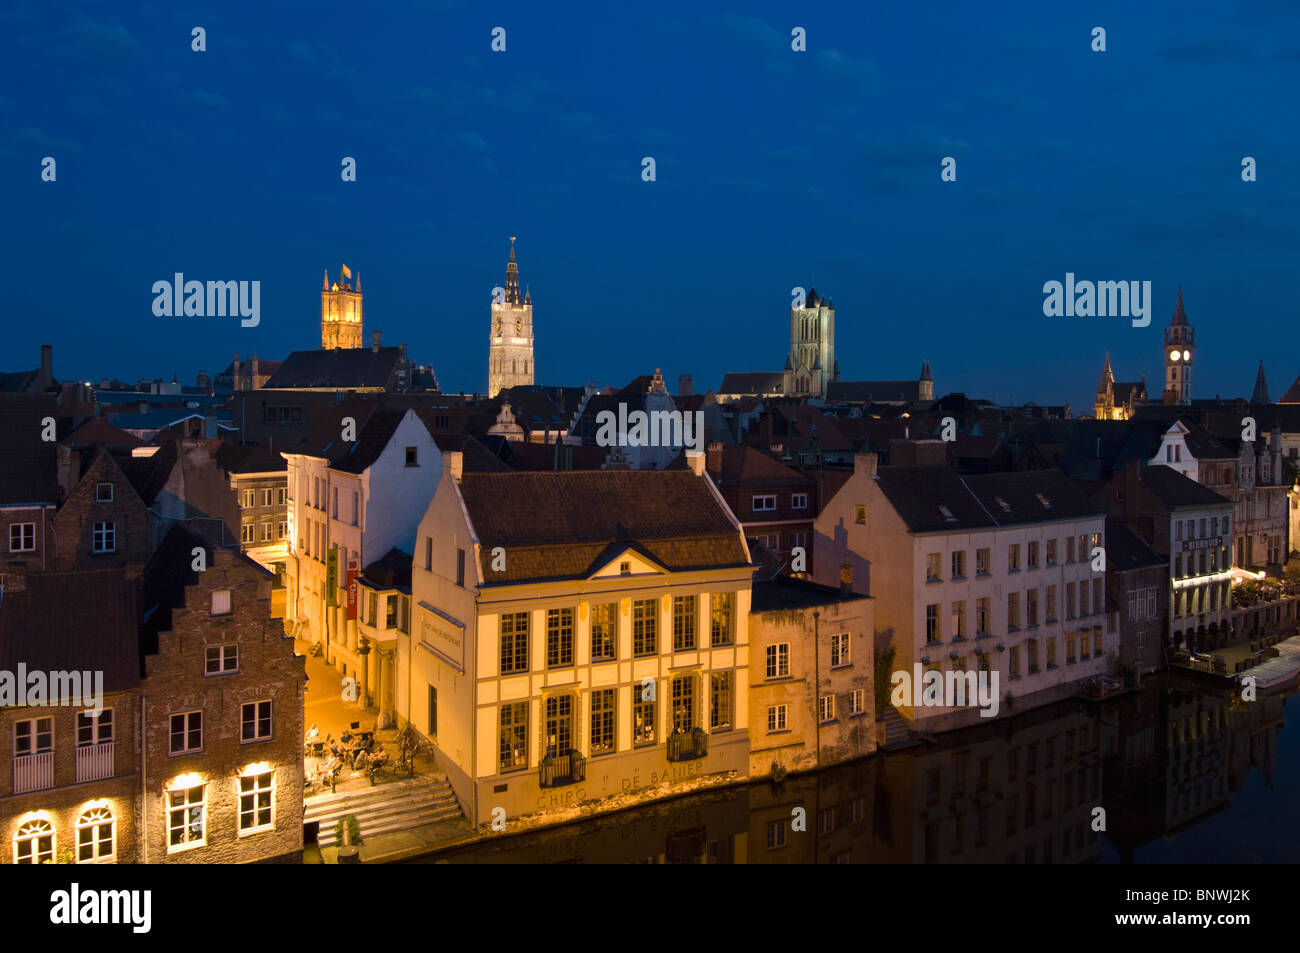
[168,772,205,791]
[239,761,274,777]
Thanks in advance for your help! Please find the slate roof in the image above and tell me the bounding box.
[718,372,785,395]
[0,568,141,691]
[214,441,287,474]
[458,470,748,584]
[1280,376,1300,404]
[62,416,144,448]
[876,466,1102,533]
[330,406,418,474]
[751,576,868,612]
[264,346,405,389]
[1138,464,1233,509]
[362,547,412,590]
[432,432,514,472]
[827,380,922,403]
[1104,519,1166,572]
[112,442,179,505]
[0,393,60,505]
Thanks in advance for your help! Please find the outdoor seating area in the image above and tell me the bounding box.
[304,721,406,792]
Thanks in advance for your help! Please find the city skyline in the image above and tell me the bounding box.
[4,1,1297,410]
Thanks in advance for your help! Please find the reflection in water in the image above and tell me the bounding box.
[400,675,1287,864]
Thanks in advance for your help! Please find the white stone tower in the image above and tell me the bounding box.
[1162,285,1194,406]
[488,238,535,397]
[783,286,836,398]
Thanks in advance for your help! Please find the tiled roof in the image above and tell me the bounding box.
[331,406,421,474]
[362,547,412,589]
[707,445,813,488]
[751,576,868,612]
[112,442,178,505]
[62,416,144,448]
[264,347,405,389]
[458,470,748,584]
[877,466,1102,533]
[1139,464,1233,508]
[214,441,287,474]
[1104,519,1166,571]
[0,568,141,692]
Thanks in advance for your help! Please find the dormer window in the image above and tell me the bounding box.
[1035,493,1051,509]
[994,496,1011,513]
[938,504,956,522]
[620,561,631,574]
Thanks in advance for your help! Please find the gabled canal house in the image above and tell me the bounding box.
[402,450,755,827]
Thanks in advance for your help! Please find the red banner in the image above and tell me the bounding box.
[346,559,359,620]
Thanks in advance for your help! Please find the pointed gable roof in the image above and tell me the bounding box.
[1171,285,1188,326]
[1250,361,1271,405]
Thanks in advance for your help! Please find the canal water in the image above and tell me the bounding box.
[399,674,1296,863]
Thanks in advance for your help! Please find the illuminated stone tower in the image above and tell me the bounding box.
[783,286,837,398]
[1162,286,1194,406]
[488,238,534,397]
[321,265,363,350]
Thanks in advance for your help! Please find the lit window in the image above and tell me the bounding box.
[238,772,274,833]
[765,643,790,678]
[170,711,203,754]
[14,819,54,864]
[168,784,206,851]
[830,632,850,667]
[77,807,115,863]
[241,700,273,743]
[767,704,788,732]
[211,589,232,616]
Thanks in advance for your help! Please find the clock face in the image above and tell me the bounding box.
[1169,350,1180,361]
[1182,350,1190,361]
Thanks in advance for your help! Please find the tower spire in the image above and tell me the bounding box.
[1251,360,1271,405]
[504,236,521,304]
[1171,285,1187,325]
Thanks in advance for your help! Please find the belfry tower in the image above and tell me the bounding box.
[321,264,363,350]
[783,286,837,398]
[488,238,535,397]
[1162,286,1194,406]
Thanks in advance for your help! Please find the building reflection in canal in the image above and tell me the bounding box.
[401,675,1286,864]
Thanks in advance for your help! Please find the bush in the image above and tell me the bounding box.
[335,814,362,847]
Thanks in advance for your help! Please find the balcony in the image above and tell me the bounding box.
[667,728,709,762]
[76,742,115,783]
[13,752,54,794]
[538,749,585,788]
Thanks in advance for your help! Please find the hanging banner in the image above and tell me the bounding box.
[346,558,359,620]
[326,547,339,607]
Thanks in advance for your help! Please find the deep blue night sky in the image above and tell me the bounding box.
[3,1,1297,411]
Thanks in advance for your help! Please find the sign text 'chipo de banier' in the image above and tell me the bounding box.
[152,274,260,327]
[595,404,705,452]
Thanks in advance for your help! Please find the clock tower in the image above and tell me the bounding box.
[1162,286,1194,406]
[488,238,535,397]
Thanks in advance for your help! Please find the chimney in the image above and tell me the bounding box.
[685,449,705,476]
[445,450,463,482]
[40,345,52,382]
[854,451,878,481]
[678,374,694,397]
[372,330,382,353]
[706,441,724,474]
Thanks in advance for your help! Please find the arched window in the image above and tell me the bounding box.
[77,807,115,863]
[14,819,54,864]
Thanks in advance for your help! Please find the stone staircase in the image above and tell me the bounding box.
[879,707,923,750]
[305,775,463,847]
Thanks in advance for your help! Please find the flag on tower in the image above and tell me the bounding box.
[341,263,352,279]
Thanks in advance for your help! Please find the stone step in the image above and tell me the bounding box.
[304,775,464,847]
[308,792,459,829]
[316,804,465,847]
[304,777,453,814]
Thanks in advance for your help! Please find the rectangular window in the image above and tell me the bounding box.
[952,550,966,578]
[260,488,273,507]
[1027,589,1038,626]
[238,773,273,833]
[385,595,397,628]
[277,487,286,505]
[710,671,733,730]
[544,695,574,754]
[92,521,116,553]
[1047,637,1057,667]
[633,599,657,656]
[819,694,836,722]
[168,785,206,850]
[1066,536,1075,561]
[830,631,851,666]
[456,548,465,586]
[1009,645,1021,678]
[205,643,238,674]
[499,702,528,771]
[405,447,418,467]
[77,709,113,747]
[170,711,203,754]
[1008,592,1020,629]
[15,716,53,756]
[261,521,273,541]
[1080,629,1090,658]
[977,597,990,635]
[766,643,790,678]
[350,491,359,526]
[976,548,990,575]
[952,601,966,639]
[671,676,695,732]
[9,522,35,552]
[425,537,433,571]
[277,520,286,539]
[1080,582,1089,616]
[591,602,617,661]
[500,612,529,673]
[241,488,255,508]
[1046,539,1057,565]
[1046,585,1056,622]
[1028,541,1039,568]
[926,553,942,582]
[849,689,865,715]
[854,505,866,524]
[1028,639,1039,674]
[633,685,657,745]
[767,705,788,732]
[1066,583,1076,618]
[673,595,697,651]
[752,494,776,512]
[428,686,437,736]
[1008,544,1021,571]
[332,487,338,519]
[546,607,575,667]
[767,820,787,848]
[241,520,255,544]
[240,700,272,743]
[1067,632,1076,664]
[791,492,809,510]
[590,688,616,754]
[710,591,735,646]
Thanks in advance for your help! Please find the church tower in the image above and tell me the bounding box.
[321,265,363,350]
[783,287,836,398]
[488,238,535,397]
[1094,352,1116,419]
[1162,286,1194,406]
